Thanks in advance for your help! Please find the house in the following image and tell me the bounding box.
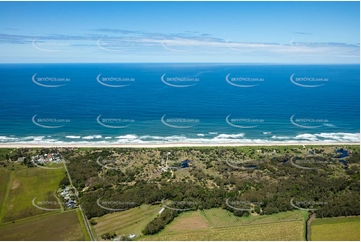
[67,200,75,208]
[38,158,45,164]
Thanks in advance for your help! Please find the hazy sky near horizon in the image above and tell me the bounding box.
[0,1,359,63]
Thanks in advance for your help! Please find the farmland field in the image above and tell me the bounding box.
[140,209,307,241]
[164,210,211,231]
[0,166,66,222]
[91,205,307,241]
[92,204,161,240]
[310,216,360,241]
[142,220,305,241]
[0,210,85,241]
[200,208,305,227]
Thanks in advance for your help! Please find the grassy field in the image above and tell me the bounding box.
[0,165,66,222]
[0,169,12,222]
[76,209,91,241]
[0,210,85,241]
[77,204,307,241]
[311,216,360,241]
[141,220,305,241]
[139,208,307,241]
[93,204,161,240]
[200,208,304,227]
[165,210,211,231]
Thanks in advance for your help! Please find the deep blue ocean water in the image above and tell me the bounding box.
[0,63,359,144]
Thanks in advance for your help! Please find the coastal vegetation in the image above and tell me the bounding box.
[0,145,359,240]
[61,145,359,237]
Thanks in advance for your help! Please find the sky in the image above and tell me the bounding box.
[0,1,359,63]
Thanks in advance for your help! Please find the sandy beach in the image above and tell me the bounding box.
[0,142,358,148]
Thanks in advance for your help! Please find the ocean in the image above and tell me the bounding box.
[0,63,359,145]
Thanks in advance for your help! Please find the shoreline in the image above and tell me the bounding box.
[0,142,359,148]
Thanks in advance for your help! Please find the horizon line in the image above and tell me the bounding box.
[0,62,359,65]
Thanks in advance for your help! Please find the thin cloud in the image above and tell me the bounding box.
[91,28,143,35]
[293,31,313,35]
[3,28,18,31]
[0,31,358,58]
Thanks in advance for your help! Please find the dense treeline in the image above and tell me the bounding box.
[79,181,226,219]
[75,166,359,219]
[142,209,179,235]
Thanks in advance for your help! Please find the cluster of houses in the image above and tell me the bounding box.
[60,187,77,209]
[31,153,62,165]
